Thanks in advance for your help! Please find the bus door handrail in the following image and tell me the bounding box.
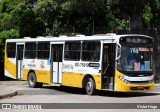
[103,64,109,75]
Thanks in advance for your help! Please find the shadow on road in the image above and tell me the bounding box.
[42,86,86,95]
[0,76,15,81]
[96,90,160,98]
[1,78,159,97]
[42,85,160,97]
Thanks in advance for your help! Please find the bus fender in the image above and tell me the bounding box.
[82,74,95,88]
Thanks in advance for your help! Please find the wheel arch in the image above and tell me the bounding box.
[82,74,96,88]
[27,69,43,88]
[27,69,36,80]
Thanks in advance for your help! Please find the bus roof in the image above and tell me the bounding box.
[6,34,152,43]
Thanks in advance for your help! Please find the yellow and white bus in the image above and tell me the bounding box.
[4,34,154,95]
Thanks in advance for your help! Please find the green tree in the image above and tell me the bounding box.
[106,11,128,31]
[35,0,59,34]
[110,0,145,29]
[0,28,19,63]
[0,28,19,40]
[149,0,160,28]
[19,10,45,38]
[19,10,35,38]
[143,4,153,28]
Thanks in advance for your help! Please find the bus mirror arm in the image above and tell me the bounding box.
[116,54,121,60]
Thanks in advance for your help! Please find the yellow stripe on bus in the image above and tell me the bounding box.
[23,69,50,84]
[4,56,16,78]
[62,72,101,90]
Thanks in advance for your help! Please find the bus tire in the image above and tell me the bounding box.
[86,77,96,95]
[28,72,43,88]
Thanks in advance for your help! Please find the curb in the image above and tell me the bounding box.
[0,90,17,99]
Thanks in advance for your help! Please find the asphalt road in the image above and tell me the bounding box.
[1,80,159,96]
[0,80,160,112]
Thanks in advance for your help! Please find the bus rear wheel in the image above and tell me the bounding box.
[86,77,96,95]
[28,72,43,88]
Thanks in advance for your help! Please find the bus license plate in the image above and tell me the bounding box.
[137,86,144,89]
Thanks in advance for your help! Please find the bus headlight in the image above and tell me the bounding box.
[118,76,130,84]
[149,75,154,83]
[149,79,154,83]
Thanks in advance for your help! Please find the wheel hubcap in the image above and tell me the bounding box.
[86,82,92,92]
[29,74,34,86]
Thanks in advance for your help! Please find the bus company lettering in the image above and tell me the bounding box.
[63,64,74,69]
[28,64,36,68]
[28,60,36,68]
[88,63,100,67]
[75,63,89,67]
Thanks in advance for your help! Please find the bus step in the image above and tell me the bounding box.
[50,83,61,87]
[101,89,113,91]
[102,84,108,89]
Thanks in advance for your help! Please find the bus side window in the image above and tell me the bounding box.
[24,42,36,59]
[7,42,16,58]
[37,42,50,59]
[82,41,100,61]
[64,41,81,61]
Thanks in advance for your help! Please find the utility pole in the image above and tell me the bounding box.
[128,16,131,31]
[92,20,95,34]
[52,23,54,36]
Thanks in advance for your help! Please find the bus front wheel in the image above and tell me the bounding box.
[28,72,43,88]
[86,77,96,95]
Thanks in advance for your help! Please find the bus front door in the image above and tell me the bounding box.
[16,44,24,79]
[102,44,115,90]
[51,44,63,83]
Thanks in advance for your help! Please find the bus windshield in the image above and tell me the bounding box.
[117,46,153,72]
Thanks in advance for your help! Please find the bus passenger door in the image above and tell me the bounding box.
[16,44,24,79]
[102,44,115,90]
[51,44,63,83]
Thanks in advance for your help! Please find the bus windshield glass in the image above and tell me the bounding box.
[117,46,153,72]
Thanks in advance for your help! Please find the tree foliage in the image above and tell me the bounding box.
[0,0,159,39]
[19,10,45,38]
[0,0,160,75]
[143,4,153,28]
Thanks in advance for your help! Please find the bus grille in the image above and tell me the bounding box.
[128,81,150,84]
[127,74,152,77]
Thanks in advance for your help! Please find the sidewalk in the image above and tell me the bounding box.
[0,78,19,99]
[0,90,17,99]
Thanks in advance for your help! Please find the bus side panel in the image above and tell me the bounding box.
[35,70,50,84]
[115,70,154,92]
[93,75,101,90]
[23,69,51,84]
[4,55,16,79]
[62,72,83,88]
[23,68,29,80]
[62,72,101,90]
[22,59,51,84]
[62,60,102,89]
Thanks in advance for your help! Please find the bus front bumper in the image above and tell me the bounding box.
[114,80,154,92]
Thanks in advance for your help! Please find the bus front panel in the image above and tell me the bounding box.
[115,36,154,92]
